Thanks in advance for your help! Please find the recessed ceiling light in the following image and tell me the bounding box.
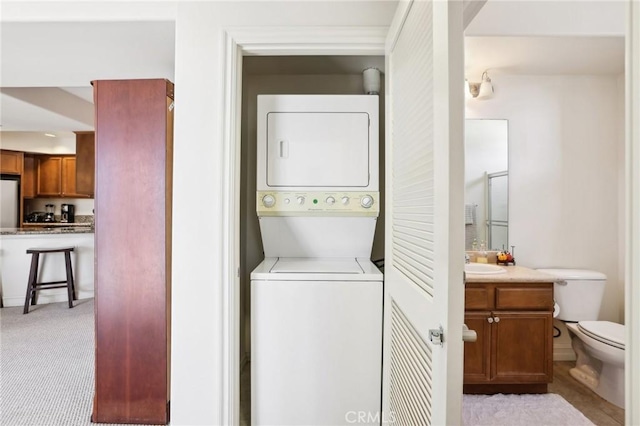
[44,133,56,138]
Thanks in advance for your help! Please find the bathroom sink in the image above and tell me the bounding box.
[464,263,507,275]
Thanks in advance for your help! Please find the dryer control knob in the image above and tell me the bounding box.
[361,195,374,209]
[326,196,335,205]
[341,196,350,205]
[262,194,276,208]
[297,196,306,205]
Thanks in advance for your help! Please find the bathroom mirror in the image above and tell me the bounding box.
[465,119,509,251]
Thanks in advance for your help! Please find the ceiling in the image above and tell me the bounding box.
[1,20,175,135]
[463,0,625,78]
[0,1,626,136]
[464,36,624,80]
[1,87,94,132]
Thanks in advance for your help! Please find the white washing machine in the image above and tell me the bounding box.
[251,258,382,425]
[251,95,383,425]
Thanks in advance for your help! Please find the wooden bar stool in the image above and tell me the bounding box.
[24,246,76,314]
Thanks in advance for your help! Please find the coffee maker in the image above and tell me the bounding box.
[43,204,55,222]
[61,204,75,223]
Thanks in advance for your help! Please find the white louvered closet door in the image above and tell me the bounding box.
[382,1,466,425]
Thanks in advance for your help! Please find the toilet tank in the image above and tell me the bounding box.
[537,268,607,322]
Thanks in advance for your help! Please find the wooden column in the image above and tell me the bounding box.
[92,79,173,425]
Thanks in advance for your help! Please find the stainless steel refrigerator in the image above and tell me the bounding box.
[1,175,20,228]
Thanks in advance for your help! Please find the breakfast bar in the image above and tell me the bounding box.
[0,226,94,307]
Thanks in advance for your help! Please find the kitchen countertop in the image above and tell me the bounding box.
[465,265,559,283]
[21,222,90,227]
[1,226,94,236]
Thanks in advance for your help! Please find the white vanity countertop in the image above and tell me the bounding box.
[465,265,560,283]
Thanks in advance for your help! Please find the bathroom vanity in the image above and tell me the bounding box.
[464,266,557,394]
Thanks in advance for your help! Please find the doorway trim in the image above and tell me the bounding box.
[626,2,640,423]
[219,26,387,425]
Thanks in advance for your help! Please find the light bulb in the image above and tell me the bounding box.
[476,72,493,100]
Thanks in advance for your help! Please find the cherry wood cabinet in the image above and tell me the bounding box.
[92,79,173,425]
[75,131,95,197]
[463,282,554,394]
[22,154,37,198]
[36,155,90,198]
[36,156,63,196]
[61,157,78,196]
[1,150,23,175]
[463,312,492,382]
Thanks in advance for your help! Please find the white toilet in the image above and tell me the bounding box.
[538,268,625,409]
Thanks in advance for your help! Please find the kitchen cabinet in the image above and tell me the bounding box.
[36,156,63,196]
[92,79,173,425]
[1,150,23,175]
[61,157,80,196]
[36,155,90,198]
[75,131,95,197]
[22,154,36,198]
[463,282,554,394]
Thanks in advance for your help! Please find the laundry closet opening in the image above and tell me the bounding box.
[239,55,386,424]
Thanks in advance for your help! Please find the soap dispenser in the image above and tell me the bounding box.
[477,241,488,263]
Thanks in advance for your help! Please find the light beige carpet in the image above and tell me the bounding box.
[463,393,594,425]
[0,299,153,426]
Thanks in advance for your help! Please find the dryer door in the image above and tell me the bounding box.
[266,112,370,187]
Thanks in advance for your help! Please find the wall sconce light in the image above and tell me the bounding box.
[466,71,494,100]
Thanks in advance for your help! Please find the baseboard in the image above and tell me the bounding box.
[553,320,576,361]
[2,291,94,308]
[554,342,577,361]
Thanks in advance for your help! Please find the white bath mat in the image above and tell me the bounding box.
[463,393,594,426]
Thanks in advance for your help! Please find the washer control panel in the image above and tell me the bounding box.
[257,191,379,216]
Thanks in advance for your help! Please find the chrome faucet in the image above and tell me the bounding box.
[465,253,470,264]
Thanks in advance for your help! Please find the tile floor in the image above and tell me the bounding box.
[549,361,624,425]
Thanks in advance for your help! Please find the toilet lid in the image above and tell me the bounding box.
[578,321,625,349]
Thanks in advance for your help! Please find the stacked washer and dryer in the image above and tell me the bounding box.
[251,95,383,425]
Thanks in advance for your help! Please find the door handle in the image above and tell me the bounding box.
[279,140,289,158]
[462,324,477,342]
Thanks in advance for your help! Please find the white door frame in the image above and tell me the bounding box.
[626,2,640,424]
[218,26,388,425]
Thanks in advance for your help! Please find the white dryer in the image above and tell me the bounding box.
[251,95,383,426]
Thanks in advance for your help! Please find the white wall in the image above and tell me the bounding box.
[240,71,385,360]
[466,74,625,327]
[172,3,396,424]
[25,198,94,216]
[1,132,76,154]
